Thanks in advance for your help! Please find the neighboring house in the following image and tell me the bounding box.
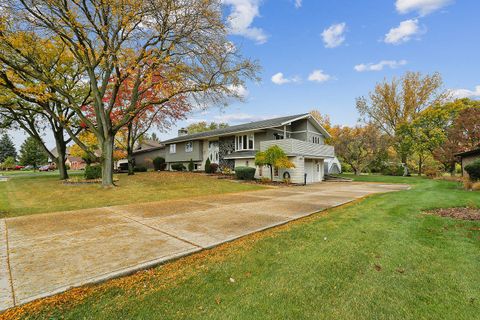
[49,147,87,170]
[456,148,480,178]
[130,139,166,169]
[161,113,335,184]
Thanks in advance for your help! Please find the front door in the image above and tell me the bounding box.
[208,141,219,164]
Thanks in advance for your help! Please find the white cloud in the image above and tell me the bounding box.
[450,85,480,99]
[354,60,408,72]
[396,0,453,16]
[307,70,331,83]
[294,0,302,8]
[222,0,268,44]
[213,113,273,123]
[384,19,422,44]
[227,84,249,98]
[321,23,347,48]
[271,72,300,85]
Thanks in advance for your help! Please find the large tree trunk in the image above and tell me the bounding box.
[127,151,134,176]
[418,154,423,176]
[101,135,115,187]
[54,131,69,180]
[127,122,134,176]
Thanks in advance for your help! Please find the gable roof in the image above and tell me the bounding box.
[163,113,331,144]
[136,139,164,150]
[455,148,480,158]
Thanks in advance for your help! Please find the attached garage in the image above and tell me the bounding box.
[304,158,324,184]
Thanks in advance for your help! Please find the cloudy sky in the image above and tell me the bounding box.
[7,0,480,148]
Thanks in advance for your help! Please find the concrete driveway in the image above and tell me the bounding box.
[0,181,409,311]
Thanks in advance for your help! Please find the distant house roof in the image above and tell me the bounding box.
[136,139,163,150]
[133,139,165,155]
[163,113,331,144]
[66,156,85,163]
[455,148,480,158]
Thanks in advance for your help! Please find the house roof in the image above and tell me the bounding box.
[136,139,163,150]
[163,113,331,144]
[455,148,480,158]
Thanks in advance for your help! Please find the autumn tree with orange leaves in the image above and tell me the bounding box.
[1,0,259,186]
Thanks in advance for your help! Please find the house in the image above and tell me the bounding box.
[456,148,480,178]
[130,140,166,169]
[49,147,87,170]
[161,113,335,184]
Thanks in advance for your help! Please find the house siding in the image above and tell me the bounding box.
[133,149,166,169]
[165,140,203,163]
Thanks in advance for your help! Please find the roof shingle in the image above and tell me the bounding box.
[163,113,309,144]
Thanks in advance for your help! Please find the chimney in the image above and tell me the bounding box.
[178,128,188,137]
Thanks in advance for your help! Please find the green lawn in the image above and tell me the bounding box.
[10,176,480,319]
[0,171,263,218]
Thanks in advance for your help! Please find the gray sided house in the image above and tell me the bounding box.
[162,113,335,184]
[456,148,480,178]
[130,140,166,169]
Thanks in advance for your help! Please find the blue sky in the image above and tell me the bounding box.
[8,0,480,147]
[168,0,479,139]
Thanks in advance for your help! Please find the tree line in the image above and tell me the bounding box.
[0,0,258,186]
[315,72,480,176]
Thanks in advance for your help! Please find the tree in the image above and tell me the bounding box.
[1,156,15,171]
[0,133,16,162]
[356,72,447,166]
[432,101,480,174]
[255,145,295,180]
[3,0,259,186]
[186,121,229,134]
[143,132,161,143]
[0,34,88,180]
[397,105,455,175]
[449,107,480,150]
[19,137,48,169]
[309,109,332,132]
[333,124,388,175]
[110,84,190,175]
[69,131,99,165]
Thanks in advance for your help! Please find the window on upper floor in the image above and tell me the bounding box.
[274,133,284,140]
[185,141,193,153]
[169,144,176,154]
[312,136,322,144]
[235,134,254,151]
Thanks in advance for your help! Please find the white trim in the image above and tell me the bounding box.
[169,144,176,154]
[281,114,331,139]
[235,133,255,151]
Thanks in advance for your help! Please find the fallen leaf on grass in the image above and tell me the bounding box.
[374,264,382,271]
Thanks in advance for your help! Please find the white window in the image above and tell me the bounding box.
[170,144,176,154]
[235,134,254,151]
[185,141,193,153]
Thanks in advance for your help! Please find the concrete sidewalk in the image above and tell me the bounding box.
[0,182,409,311]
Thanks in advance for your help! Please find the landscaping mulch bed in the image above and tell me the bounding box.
[425,207,480,221]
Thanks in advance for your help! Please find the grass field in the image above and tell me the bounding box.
[0,171,263,218]
[6,175,479,320]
